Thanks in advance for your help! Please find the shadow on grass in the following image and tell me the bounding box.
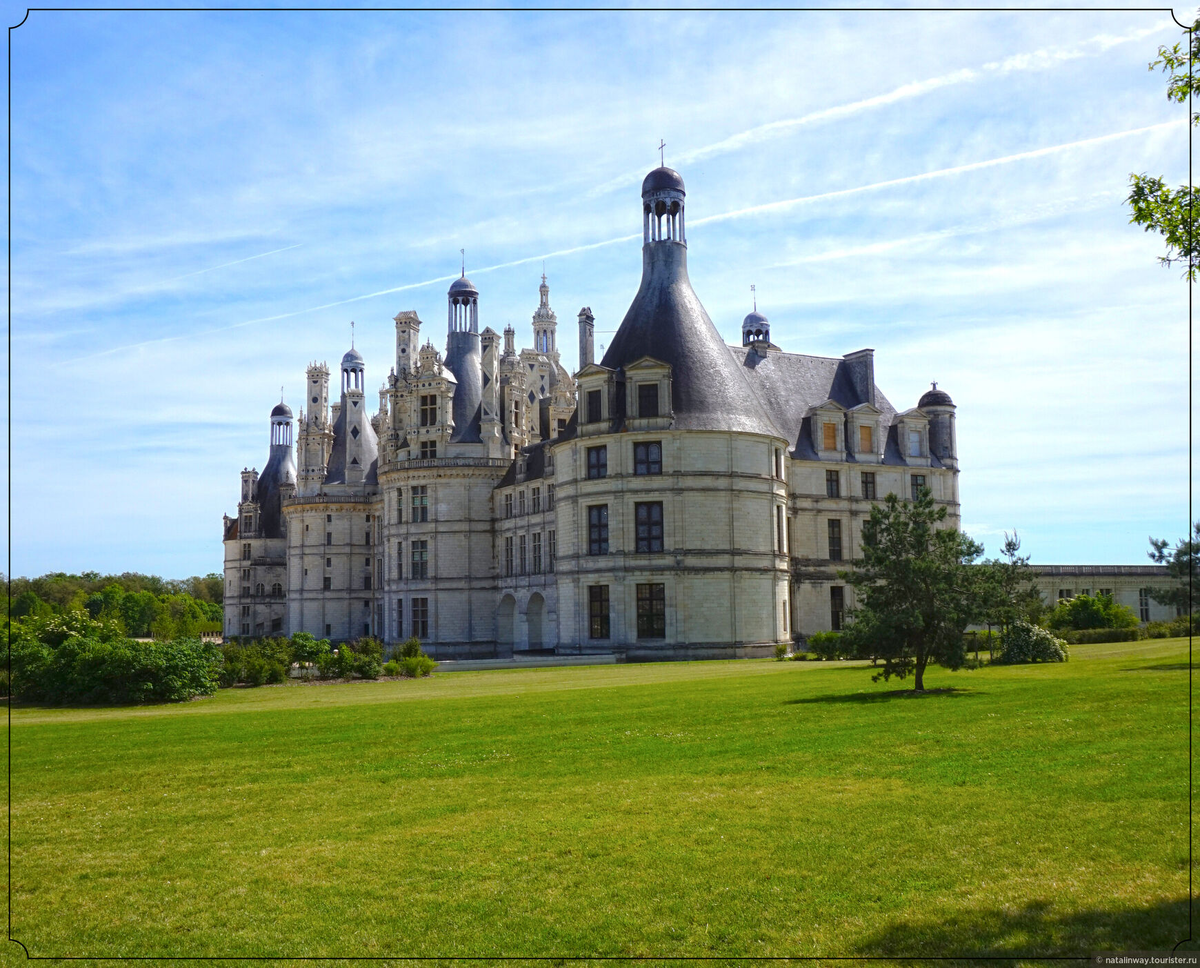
[1123,663,1196,672]
[851,896,1194,960]
[785,687,977,705]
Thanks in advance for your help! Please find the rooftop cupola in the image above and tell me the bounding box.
[742,311,769,346]
[642,165,686,246]
[448,273,479,334]
[341,344,364,393]
[270,399,294,448]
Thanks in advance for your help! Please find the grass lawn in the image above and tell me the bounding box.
[5,636,1194,960]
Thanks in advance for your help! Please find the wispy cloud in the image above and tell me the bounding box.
[586,20,1174,198]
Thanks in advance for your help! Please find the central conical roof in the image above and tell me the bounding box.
[600,229,782,439]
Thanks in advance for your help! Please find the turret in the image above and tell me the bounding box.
[480,327,504,457]
[533,273,557,358]
[324,347,379,486]
[919,382,957,470]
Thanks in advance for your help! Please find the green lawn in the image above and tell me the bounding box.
[6,637,1194,960]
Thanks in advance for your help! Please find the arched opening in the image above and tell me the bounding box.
[526,593,545,650]
[497,595,516,647]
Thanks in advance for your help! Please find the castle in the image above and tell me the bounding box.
[223,165,962,659]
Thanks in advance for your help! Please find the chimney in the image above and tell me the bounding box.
[844,349,875,408]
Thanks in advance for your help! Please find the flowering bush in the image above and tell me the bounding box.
[994,621,1068,664]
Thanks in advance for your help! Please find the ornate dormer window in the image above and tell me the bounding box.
[809,400,846,455]
[576,363,616,437]
[896,408,932,467]
[624,356,672,431]
[848,403,883,464]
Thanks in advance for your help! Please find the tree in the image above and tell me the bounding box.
[1147,521,1199,613]
[1044,593,1139,632]
[1128,16,1200,279]
[840,490,987,692]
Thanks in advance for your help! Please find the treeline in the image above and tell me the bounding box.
[6,571,223,639]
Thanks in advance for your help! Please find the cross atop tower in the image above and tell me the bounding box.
[751,284,756,312]
[658,139,666,166]
[350,320,355,348]
[460,248,465,276]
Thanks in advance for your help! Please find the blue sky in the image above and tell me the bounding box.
[6,6,1192,578]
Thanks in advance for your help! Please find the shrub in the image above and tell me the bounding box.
[774,643,789,660]
[382,659,401,677]
[10,631,220,705]
[398,636,424,659]
[1057,627,1143,645]
[994,621,1068,664]
[399,655,437,678]
[807,631,846,660]
[1145,621,1174,639]
[1045,593,1138,633]
[289,631,331,665]
[220,639,288,687]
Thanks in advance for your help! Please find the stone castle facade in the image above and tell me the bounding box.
[223,166,962,659]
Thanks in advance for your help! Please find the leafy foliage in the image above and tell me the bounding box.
[840,490,987,691]
[1127,18,1200,278]
[1044,593,1139,632]
[9,612,219,704]
[979,531,1044,632]
[994,621,1068,664]
[1147,521,1199,613]
[806,631,847,660]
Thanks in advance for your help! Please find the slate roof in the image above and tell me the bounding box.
[324,396,379,485]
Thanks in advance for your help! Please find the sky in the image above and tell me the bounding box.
[6,5,1194,579]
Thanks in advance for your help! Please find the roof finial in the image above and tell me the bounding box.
[931,380,938,390]
[658,139,666,167]
[751,284,756,312]
[280,386,284,403]
[461,248,465,277]
[350,320,355,349]
[542,259,546,286]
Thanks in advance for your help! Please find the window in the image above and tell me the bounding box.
[1058,589,1072,601]
[588,505,609,555]
[242,623,250,636]
[774,448,783,479]
[1079,588,1091,598]
[241,605,250,618]
[532,532,543,574]
[365,531,371,545]
[547,484,555,510]
[859,425,873,454]
[395,488,403,523]
[364,622,371,637]
[589,586,610,639]
[518,534,527,575]
[638,383,659,418]
[412,598,429,639]
[412,486,429,522]
[241,585,250,597]
[861,472,876,500]
[910,474,926,502]
[504,536,514,577]
[828,519,843,561]
[271,582,282,597]
[830,586,845,631]
[420,440,437,459]
[1100,588,1113,598]
[548,530,556,570]
[242,543,251,561]
[323,576,332,590]
[411,540,429,579]
[396,599,403,634]
[364,576,372,590]
[587,389,602,423]
[908,430,922,458]
[519,490,527,516]
[364,600,371,610]
[327,514,332,523]
[557,418,567,436]
[326,532,332,546]
[826,470,840,498]
[636,502,664,553]
[326,557,332,568]
[325,624,332,637]
[243,514,252,531]
[634,441,662,476]
[396,542,403,580]
[587,446,607,479]
[782,600,788,634]
[242,569,250,580]
[420,395,437,427]
[532,487,541,513]
[504,493,513,518]
[823,422,837,451]
[777,506,786,554]
[636,584,666,638]
[255,582,265,597]
[1139,588,1151,622]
